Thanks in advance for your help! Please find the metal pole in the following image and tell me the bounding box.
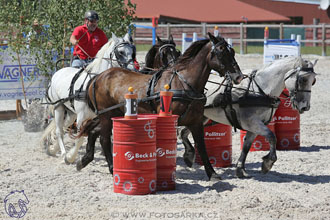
[240,23,244,54]
[152,27,156,45]
[201,22,206,38]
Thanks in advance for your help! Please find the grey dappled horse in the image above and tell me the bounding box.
[181,56,317,178]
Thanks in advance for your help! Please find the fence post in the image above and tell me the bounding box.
[313,18,319,46]
[167,23,170,39]
[322,23,326,56]
[279,23,284,39]
[240,23,244,54]
[201,22,207,38]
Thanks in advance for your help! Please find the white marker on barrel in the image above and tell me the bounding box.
[124,87,138,119]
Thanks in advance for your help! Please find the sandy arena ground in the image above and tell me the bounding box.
[0,52,329,220]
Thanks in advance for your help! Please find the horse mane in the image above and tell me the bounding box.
[144,44,159,68]
[175,39,210,71]
[257,56,304,75]
[85,38,114,72]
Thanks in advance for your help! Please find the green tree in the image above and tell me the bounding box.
[0,0,136,79]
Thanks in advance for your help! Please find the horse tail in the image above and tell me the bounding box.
[39,119,56,149]
[76,117,100,138]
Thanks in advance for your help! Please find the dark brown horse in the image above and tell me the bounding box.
[77,33,243,180]
[140,35,181,74]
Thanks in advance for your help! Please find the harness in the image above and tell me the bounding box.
[89,68,206,123]
[45,42,135,109]
[205,65,315,131]
[205,71,281,131]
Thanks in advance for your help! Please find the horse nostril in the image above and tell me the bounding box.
[303,106,310,111]
[235,75,243,84]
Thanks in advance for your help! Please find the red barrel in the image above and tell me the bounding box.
[139,114,178,191]
[196,120,232,167]
[155,115,178,191]
[112,117,157,195]
[240,119,275,151]
[274,89,300,150]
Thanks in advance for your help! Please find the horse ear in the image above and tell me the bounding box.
[157,36,163,43]
[313,59,318,67]
[124,33,131,43]
[168,34,173,42]
[208,32,217,44]
[112,32,118,42]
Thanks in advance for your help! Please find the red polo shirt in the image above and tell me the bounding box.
[72,24,108,59]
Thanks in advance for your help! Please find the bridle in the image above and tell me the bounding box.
[211,40,240,79]
[109,41,136,69]
[284,66,315,99]
[158,44,180,66]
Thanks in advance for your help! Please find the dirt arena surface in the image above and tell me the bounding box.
[0,52,329,219]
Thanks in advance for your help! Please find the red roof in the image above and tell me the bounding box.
[129,0,290,23]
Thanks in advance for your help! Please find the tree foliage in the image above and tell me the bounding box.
[0,0,136,78]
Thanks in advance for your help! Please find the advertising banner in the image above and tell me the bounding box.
[263,39,300,64]
[0,49,49,100]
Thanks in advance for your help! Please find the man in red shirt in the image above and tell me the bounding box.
[70,10,108,68]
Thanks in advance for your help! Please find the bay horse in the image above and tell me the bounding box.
[180,56,317,178]
[140,35,181,74]
[40,33,137,163]
[77,33,244,180]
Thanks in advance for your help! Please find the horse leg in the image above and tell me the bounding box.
[53,105,68,159]
[99,116,113,175]
[40,119,59,156]
[76,126,100,171]
[261,129,277,174]
[189,123,220,180]
[236,131,257,178]
[65,110,89,164]
[180,127,195,167]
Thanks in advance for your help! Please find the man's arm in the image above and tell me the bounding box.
[70,34,79,46]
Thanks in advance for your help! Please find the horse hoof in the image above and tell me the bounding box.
[46,145,59,156]
[210,173,222,181]
[261,158,275,174]
[76,161,83,171]
[236,167,250,178]
[183,157,193,168]
[64,155,75,165]
[183,152,195,168]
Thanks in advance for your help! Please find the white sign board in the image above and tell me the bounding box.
[0,49,49,100]
[263,39,300,64]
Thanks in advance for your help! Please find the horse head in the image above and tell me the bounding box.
[156,35,181,67]
[284,58,317,113]
[86,33,137,73]
[207,32,243,84]
[111,33,136,71]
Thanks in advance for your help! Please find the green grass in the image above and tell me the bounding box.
[136,44,329,56]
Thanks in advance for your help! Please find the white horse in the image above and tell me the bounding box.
[181,56,317,178]
[41,33,136,163]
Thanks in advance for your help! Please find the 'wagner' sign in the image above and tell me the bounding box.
[0,49,49,100]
